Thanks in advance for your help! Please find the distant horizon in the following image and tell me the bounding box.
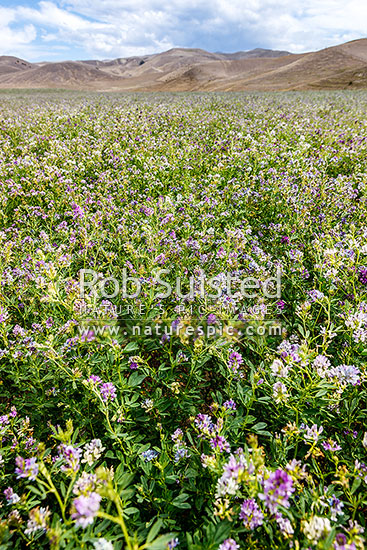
[4,38,367,65]
[2,45,296,64]
[1,0,367,63]
[2,36,367,92]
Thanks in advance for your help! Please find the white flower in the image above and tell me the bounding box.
[73,472,97,496]
[82,439,105,466]
[142,399,154,411]
[273,382,289,404]
[362,432,367,450]
[323,248,337,257]
[24,507,50,536]
[216,476,239,497]
[303,516,332,543]
[93,539,114,550]
[276,515,294,535]
[0,306,9,324]
[313,355,331,378]
[304,424,323,442]
[270,359,290,378]
[319,326,337,339]
[353,328,367,343]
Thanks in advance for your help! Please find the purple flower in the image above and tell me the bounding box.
[71,203,84,220]
[207,313,217,325]
[358,267,367,286]
[80,330,95,343]
[167,538,179,549]
[87,375,102,386]
[308,289,325,302]
[13,325,25,336]
[216,451,253,497]
[4,487,20,504]
[216,247,226,259]
[174,446,190,462]
[25,437,38,452]
[71,492,101,528]
[210,435,230,453]
[239,499,264,529]
[0,415,10,426]
[260,469,294,514]
[15,456,39,481]
[45,317,54,329]
[195,414,216,437]
[141,449,159,462]
[328,365,360,386]
[128,357,139,370]
[154,253,166,265]
[171,429,183,442]
[322,439,342,452]
[73,472,97,496]
[329,495,344,520]
[223,399,237,411]
[334,533,356,550]
[278,340,300,363]
[58,444,82,474]
[100,382,117,402]
[228,350,243,374]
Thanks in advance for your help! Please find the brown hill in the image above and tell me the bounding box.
[0,56,33,76]
[1,39,367,91]
[218,48,291,60]
[0,60,121,88]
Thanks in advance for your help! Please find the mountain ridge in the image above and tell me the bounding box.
[0,39,367,91]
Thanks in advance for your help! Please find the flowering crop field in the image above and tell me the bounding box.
[1,90,367,550]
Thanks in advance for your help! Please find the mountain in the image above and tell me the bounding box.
[0,61,118,88]
[1,39,367,91]
[218,48,291,60]
[0,56,32,76]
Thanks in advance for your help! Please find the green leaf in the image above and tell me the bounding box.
[146,519,163,543]
[144,534,177,550]
[124,342,140,352]
[351,477,362,494]
[252,422,267,431]
[172,493,191,509]
[124,507,139,515]
[128,372,146,387]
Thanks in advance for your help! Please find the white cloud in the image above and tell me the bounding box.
[0,0,366,61]
[18,1,109,32]
[0,7,38,57]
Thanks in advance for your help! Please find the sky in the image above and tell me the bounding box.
[0,0,367,62]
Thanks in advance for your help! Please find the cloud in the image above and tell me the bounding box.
[0,6,38,57]
[0,0,366,61]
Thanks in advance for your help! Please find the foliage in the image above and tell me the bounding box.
[0,91,366,549]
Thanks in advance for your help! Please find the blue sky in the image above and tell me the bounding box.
[0,0,366,62]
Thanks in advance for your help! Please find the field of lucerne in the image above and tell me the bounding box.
[0,90,367,550]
